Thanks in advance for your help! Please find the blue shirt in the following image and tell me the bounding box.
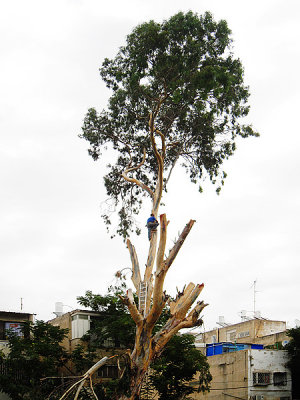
[147,216,157,223]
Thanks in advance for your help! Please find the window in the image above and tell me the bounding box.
[71,314,90,339]
[253,372,270,386]
[98,365,119,379]
[274,372,287,386]
[0,321,22,340]
[226,330,236,342]
[238,331,250,338]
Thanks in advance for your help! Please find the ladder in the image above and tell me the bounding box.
[139,281,148,314]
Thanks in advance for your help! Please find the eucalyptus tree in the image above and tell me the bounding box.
[80,11,257,400]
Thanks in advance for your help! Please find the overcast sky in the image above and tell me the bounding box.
[1,0,299,331]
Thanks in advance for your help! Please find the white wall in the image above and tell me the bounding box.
[248,349,292,399]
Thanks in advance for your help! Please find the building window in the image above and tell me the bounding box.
[71,314,90,339]
[98,365,119,379]
[253,372,271,386]
[273,372,287,386]
[0,321,22,340]
[226,330,236,342]
[238,331,250,338]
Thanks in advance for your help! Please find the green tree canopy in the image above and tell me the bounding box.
[77,283,136,349]
[81,11,258,238]
[286,327,300,399]
[0,320,69,400]
[149,334,211,400]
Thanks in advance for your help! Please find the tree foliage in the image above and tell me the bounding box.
[77,282,136,350]
[80,11,258,238]
[149,334,211,400]
[0,320,69,400]
[286,327,300,399]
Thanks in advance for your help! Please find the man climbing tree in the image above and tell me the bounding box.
[146,213,159,241]
[78,10,258,400]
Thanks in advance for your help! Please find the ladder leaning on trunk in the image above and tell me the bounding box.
[139,281,148,314]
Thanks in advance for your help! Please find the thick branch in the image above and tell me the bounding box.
[156,214,167,274]
[153,301,208,354]
[127,239,141,292]
[174,283,204,320]
[144,234,157,282]
[169,282,195,315]
[121,148,154,198]
[154,128,166,159]
[119,291,143,327]
[165,219,195,270]
[147,217,194,327]
[149,113,164,214]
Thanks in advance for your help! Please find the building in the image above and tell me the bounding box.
[191,317,292,400]
[0,311,35,400]
[0,310,34,356]
[192,345,291,400]
[48,309,120,378]
[48,308,103,352]
[196,318,289,348]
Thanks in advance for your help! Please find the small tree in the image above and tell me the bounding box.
[0,320,69,400]
[79,11,257,399]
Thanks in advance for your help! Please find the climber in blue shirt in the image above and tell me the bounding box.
[146,213,159,240]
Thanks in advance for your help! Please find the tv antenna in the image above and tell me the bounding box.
[251,279,259,316]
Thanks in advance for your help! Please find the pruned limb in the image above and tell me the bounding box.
[169,282,195,315]
[127,239,141,292]
[153,301,208,354]
[119,292,143,327]
[165,219,195,270]
[174,284,204,320]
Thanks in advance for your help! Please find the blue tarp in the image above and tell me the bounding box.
[206,342,263,356]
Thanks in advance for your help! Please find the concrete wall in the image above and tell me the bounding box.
[196,319,286,345]
[248,349,292,400]
[191,350,249,400]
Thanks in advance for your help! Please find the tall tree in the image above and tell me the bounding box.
[79,11,257,400]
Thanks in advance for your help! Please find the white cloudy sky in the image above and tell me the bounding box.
[1,0,299,331]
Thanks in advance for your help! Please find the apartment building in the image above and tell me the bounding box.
[192,346,291,400]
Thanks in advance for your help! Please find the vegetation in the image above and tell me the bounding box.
[81,11,258,239]
[286,327,300,399]
[0,321,69,400]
